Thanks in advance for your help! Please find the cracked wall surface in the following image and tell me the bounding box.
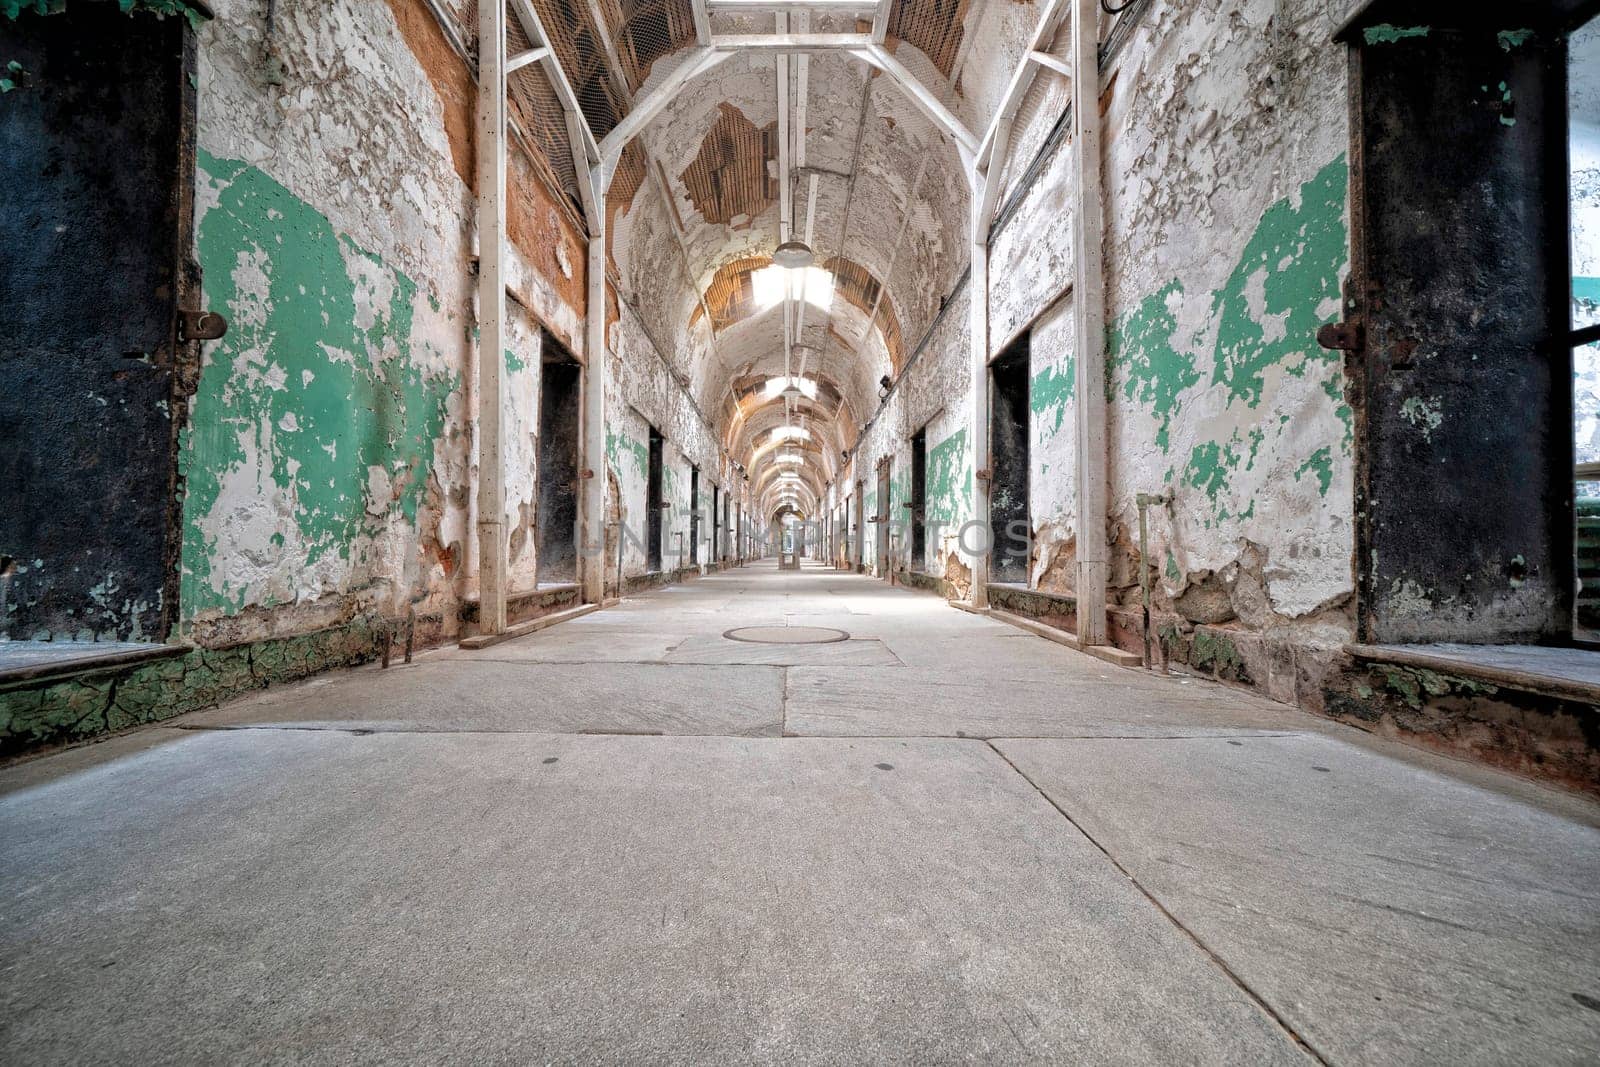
[982,0,1354,652]
[186,0,586,648]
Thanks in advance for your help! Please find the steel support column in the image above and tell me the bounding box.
[475,0,509,635]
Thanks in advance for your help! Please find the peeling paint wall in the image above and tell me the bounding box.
[185,0,584,645]
[984,0,1355,649]
[844,284,972,589]
[1029,297,1077,590]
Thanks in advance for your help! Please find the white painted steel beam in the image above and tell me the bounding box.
[476,0,509,635]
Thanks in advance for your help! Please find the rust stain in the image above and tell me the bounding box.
[384,0,474,189]
[507,147,588,318]
[387,0,587,323]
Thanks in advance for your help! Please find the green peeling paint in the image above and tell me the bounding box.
[1323,376,1353,449]
[1108,281,1197,451]
[1108,159,1347,444]
[0,615,384,755]
[1495,81,1515,126]
[1030,359,1075,436]
[505,347,527,374]
[1497,29,1533,52]
[925,428,969,527]
[1574,277,1600,307]
[1108,156,1349,526]
[1363,24,1430,45]
[1210,156,1349,407]
[1184,440,1237,507]
[605,428,649,481]
[1295,447,1334,497]
[1190,629,1246,678]
[183,151,457,616]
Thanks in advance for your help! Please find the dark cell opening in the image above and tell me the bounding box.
[854,481,865,571]
[537,340,582,584]
[711,484,721,564]
[911,427,928,571]
[991,333,1031,584]
[877,457,892,575]
[1,6,193,645]
[1346,9,1574,643]
[646,426,664,573]
[689,466,700,565]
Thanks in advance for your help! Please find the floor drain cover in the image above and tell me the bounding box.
[724,626,850,644]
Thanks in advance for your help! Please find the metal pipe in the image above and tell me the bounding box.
[1135,490,1171,671]
[475,0,509,636]
[966,175,992,610]
[1071,0,1108,646]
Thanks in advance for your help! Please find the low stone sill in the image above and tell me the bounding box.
[1347,642,1600,707]
[0,642,190,687]
[986,582,1077,608]
[459,583,581,625]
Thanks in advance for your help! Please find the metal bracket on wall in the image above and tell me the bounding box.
[1316,321,1362,352]
[178,310,228,342]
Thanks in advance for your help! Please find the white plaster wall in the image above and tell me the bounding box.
[982,0,1354,637]
[1029,296,1077,589]
[189,0,477,638]
[608,292,724,579]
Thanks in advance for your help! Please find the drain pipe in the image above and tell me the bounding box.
[1135,490,1172,670]
[1071,0,1108,647]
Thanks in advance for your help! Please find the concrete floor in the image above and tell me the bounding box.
[2,561,1598,1064]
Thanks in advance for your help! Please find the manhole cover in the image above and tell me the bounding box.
[723,626,850,644]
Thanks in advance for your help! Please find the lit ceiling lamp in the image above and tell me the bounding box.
[772,239,815,269]
[781,378,806,403]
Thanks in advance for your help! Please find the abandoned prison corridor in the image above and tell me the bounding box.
[0,561,1595,1064]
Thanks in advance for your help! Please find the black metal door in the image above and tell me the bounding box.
[1,5,201,641]
[1345,12,1571,643]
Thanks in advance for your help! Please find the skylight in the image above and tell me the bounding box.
[761,376,819,401]
[751,265,834,313]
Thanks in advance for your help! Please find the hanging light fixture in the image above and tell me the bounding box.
[781,378,806,403]
[772,239,815,269]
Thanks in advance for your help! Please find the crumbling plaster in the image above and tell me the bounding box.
[608,292,727,579]
[837,284,973,587]
[980,0,1355,642]
[185,0,584,646]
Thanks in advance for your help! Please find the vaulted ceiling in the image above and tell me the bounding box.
[507,0,1041,520]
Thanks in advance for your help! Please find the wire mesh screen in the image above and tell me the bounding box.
[606,0,698,92]
[607,140,649,226]
[887,0,972,78]
[529,0,625,139]
[506,14,583,210]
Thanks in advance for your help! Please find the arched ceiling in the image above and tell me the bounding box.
[525,0,1035,522]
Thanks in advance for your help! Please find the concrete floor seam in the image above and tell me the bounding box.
[980,738,1334,1066]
